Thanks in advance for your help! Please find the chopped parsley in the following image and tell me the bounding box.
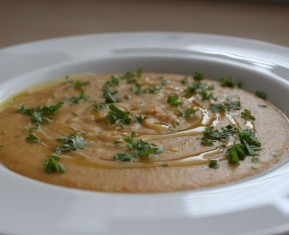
[133,83,161,95]
[44,153,65,173]
[227,144,246,164]
[202,125,238,145]
[106,104,131,127]
[208,159,219,169]
[132,114,148,124]
[238,129,261,156]
[101,75,122,103]
[256,91,267,100]
[219,76,241,88]
[185,81,215,100]
[102,89,121,103]
[181,76,189,85]
[74,80,90,88]
[209,99,241,112]
[95,103,106,111]
[200,123,261,165]
[26,133,41,143]
[160,77,170,86]
[113,131,161,161]
[193,71,204,81]
[167,95,183,106]
[182,108,198,118]
[241,109,255,121]
[103,75,120,89]
[17,101,64,126]
[121,68,142,83]
[56,134,88,153]
[65,90,89,105]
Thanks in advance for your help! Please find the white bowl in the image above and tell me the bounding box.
[0,32,289,235]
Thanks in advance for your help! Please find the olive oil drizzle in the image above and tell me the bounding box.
[60,147,225,169]
[13,72,259,171]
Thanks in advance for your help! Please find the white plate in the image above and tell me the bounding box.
[0,32,289,235]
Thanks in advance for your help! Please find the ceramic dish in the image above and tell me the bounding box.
[0,32,289,235]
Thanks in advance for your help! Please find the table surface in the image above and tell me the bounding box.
[0,0,289,49]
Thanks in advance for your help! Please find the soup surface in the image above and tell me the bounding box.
[0,71,288,192]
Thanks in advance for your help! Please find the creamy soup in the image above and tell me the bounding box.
[0,71,288,192]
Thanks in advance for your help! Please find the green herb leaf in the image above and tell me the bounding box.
[114,131,161,161]
[56,134,88,152]
[113,152,136,161]
[256,91,267,100]
[133,83,162,95]
[167,95,183,106]
[183,108,198,118]
[227,144,246,164]
[209,99,241,113]
[74,80,90,88]
[43,153,65,173]
[102,89,121,103]
[219,76,241,88]
[17,101,64,125]
[185,81,216,100]
[238,129,261,155]
[132,114,148,124]
[160,77,170,86]
[136,68,143,78]
[26,133,41,143]
[201,125,238,145]
[65,90,89,105]
[121,68,142,83]
[95,103,105,111]
[193,71,204,81]
[208,159,219,169]
[106,104,131,127]
[181,76,188,85]
[241,109,255,121]
[201,136,214,146]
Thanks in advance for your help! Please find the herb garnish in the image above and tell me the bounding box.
[102,89,121,103]
[65,90,89,105]
[160,77,170,86]
[74,80,90,88]
[167,95,183,106]
[209,99,241,112]
[209,159,219,169]
[132,114,148,124]
[227,144,246,164]
[44,134,88,173]
[256,91,267,100]
[26,133,41,143]
[200,124,261,164]
[44,153,65,173]
[56,134,88,153]
[113,131,161,161]
[193,71,204,81]
[106,104,131,127]
[95,103,105,111]
[17,101,64,126]
[185,81,215,101]
[241,109,255,121]
[181,108,198,118]
[121,68,142,83]
[133,83,161,95]
[219,76,241,88]
[101,75,122,103]
[201,125,238,145]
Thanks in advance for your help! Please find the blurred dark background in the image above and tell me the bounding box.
[0,0,288,48]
